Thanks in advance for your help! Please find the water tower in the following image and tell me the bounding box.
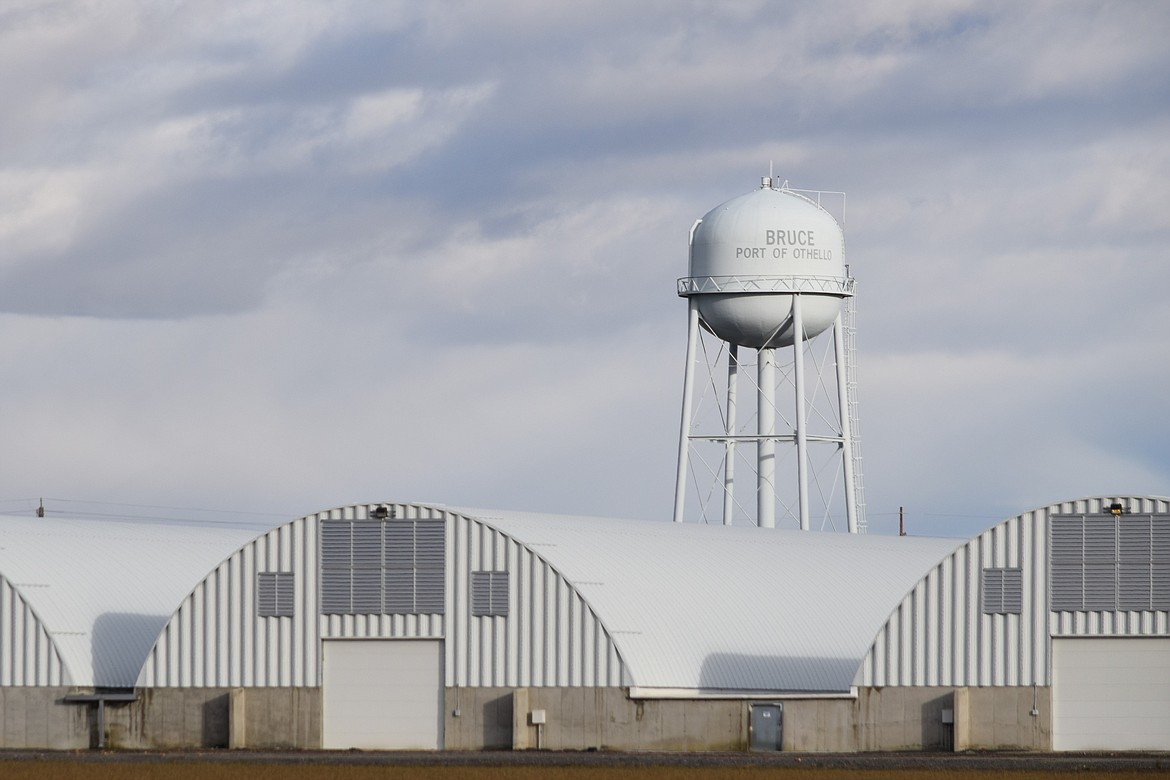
[672,177,866,532]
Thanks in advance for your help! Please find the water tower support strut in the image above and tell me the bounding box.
[833,312,858,533]
[793,294,810,531]
[673,298,701,523]
[758,346,776,528]
[722,344,738,526]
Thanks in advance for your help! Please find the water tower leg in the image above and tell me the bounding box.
[793,295,810,531]
[722,344,738,526]
[758,347,776,529]
[673,299,701,523]
[833,313,859,533]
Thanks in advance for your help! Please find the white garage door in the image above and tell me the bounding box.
[322,639,444,749]
[1052,637,1170,751]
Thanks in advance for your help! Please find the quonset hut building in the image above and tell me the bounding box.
[1,494,1168,752]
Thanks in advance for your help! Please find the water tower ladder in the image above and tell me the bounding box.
[843,292,868,532]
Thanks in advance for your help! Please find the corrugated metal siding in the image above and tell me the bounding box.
[448,512,624,688]
[460,508,960,692]
[140,514,319,687]
[1,515,256,687]
[0,574,66,686]
[858,495,1170,688]
[141,503,623,689]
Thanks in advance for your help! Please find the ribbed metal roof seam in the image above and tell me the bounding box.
[0,571,69,686]
[857,495,1170,688]
[0,514,261,687]
[451,507,960,692]
[450,508,633,687]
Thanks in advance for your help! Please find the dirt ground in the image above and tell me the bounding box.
[2,750,1169,779]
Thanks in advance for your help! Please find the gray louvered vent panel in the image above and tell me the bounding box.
[1050,515,1085,611]
[258,571,296,618]
[415,581,445,613]
[1084,517,1116,562]
[1118,564,1152,608]
[1050,564,1082,611]
[320,522,352,567]
[471,571,493,616]
[471,570,508,617]
[384,523,414,569]
[352,523,382,567]
[981,568,1004,613]
[1001,568,1022,613]
[384,570,414,613]
[414,520,446,613]
[318,517,446,616]
[351,568,382,613]
[320,573,351,614]
[414,583,445,612]
[490,575,508,615]
[1153,517,1170,562]
[1151,519,1170,568]
[1083,564,1117,610]
[320,521,354,614]
[1050,517,1083,560]
[257,572,279,617]
[415,523,446,568]
[1119,516,1152,562]
[276,571,295,614]
[1153,565,1170,609]
[981,567,1022,614]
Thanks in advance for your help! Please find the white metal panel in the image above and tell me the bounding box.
[322,639,442,750]
[1053,637,1170,750]
[448,511,624,688]
[136,496,1167,698]
[143,512,328,687]
[143,503,450,689]
[0,574,66,686]
[139,500,946,693]
[460,507,958,692]
[858,496,1170,689]
[0,514,256,687]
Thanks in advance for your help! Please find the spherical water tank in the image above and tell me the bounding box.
[687,182,847,349]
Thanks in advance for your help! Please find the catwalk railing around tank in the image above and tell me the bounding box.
[677,275,855,297]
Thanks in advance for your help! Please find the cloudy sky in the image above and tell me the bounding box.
[1,1,1167,538]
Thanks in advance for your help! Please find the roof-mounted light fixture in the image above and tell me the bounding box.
[371,504,393,520]
[1108,502,1126,516]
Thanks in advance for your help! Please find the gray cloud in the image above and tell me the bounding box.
[0,1,1167,538]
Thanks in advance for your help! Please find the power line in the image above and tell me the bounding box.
[0,496,293,528]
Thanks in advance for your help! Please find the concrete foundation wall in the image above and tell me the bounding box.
[853,687,956,751]
[446,687,748,751]
[533,689,743,752]
[446,686,1050,753]
[0,688,89,749]
[955,686,1050,751]
[125,688,319,749]
[226,688,321,749]
[0,684,1049,752]
[0,688,320,750]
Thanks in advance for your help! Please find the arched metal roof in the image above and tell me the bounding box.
[460,508,962,693]
[134,503,964,694]
[0,515,259,687]
[858,495,1170,689]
